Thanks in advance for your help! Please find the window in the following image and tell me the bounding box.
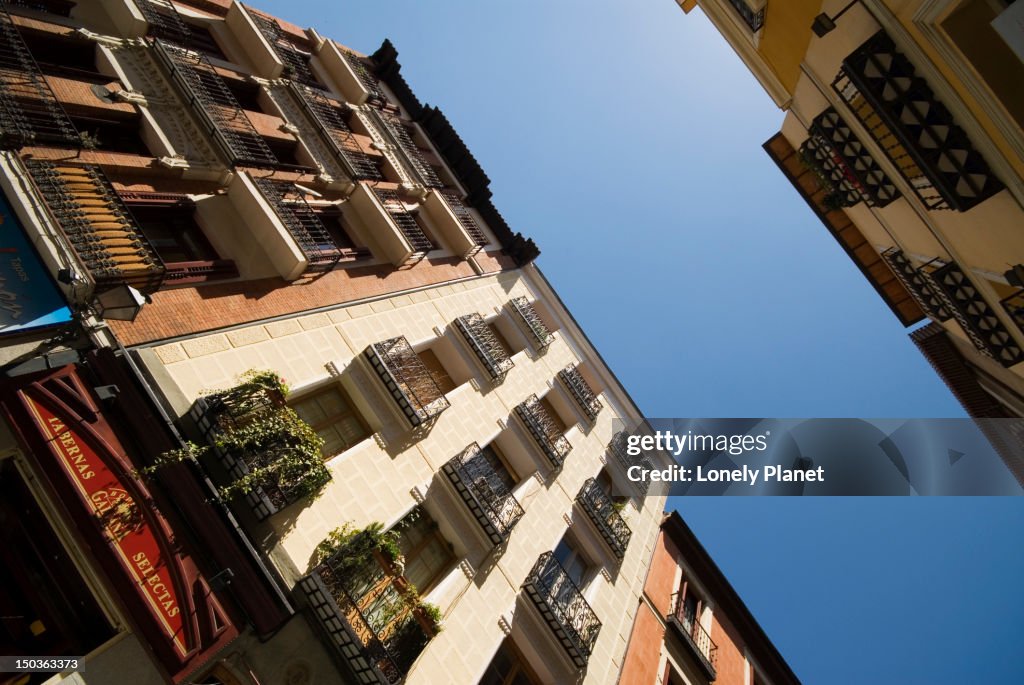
[396,508,455,594]
[16,28,108,83]
[487,322,514,357]
[71,115,149,155]
[182,23,228,61]
[539,396,567,434]
[222,77,263,112]
[417,348,456,395]
[553,533,591,589]
[675,576,704,632]
[289,385,371,458]
[596,469,629,507]
[312,207,371,258]
[129,203,218,264]
[478,640,542,685]
[469,443,518,490]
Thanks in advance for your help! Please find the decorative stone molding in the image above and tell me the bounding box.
[531,470,545,486]
[458,559,475,580]
[600,568,613,583]
[562,513,572,528]
[497,615,512,636]
[410,485,427,505]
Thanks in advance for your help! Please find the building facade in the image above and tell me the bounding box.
[619,513,800,685]
[0,1,668,684]
[677,0,1024,482]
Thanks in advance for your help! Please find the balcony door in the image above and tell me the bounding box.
[478,639,542,685]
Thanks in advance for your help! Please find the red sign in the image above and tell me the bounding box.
[23,397,189,657]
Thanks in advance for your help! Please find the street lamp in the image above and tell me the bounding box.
[94,284,149,321]
[812,0,861,38]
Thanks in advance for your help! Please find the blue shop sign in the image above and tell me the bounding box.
[1,189,73,334]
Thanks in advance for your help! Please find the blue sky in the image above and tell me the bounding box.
[256,1,1024,683]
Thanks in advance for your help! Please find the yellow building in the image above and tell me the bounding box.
[679,0,1024,482]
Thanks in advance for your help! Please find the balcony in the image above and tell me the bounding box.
[300,538,437,685]
[151,39,280,168]
[251,177,343,273]
[0,4,81,149]
[289,83,383,180]
[420,189,487,259]
[509,296,554,350]
[833,30,1002,211]
[608,431,654,496]
[453,313,514,381]
[364,108,443,188]
[514,394,572,469]
[918,261,1023,366]
[245,6,321,87]
[441,443,524,547]
[668,592,718,681]
[576,478,631,560]
[24,160,166,294]
[880,249,950,321]
[315,40,387,107]
[800,107,900,208]
[348,184,432,265]
[190,372,331,521]
[557,365,602,422]
[521,552,601,669]
[364,336,451,428]
[726,0,764,32]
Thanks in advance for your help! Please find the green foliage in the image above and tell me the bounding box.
[314,521,402,570]
[418,602,443,632]
[137,441,207,477]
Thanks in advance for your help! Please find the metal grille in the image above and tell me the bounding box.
[339,47,387,104]
[801,107,900,208]
[453,313,514,381]
[136,0,192,45]
[245,7,322,88]
[442,443,524,546]
[252,178,342,272]
[669,592,718,677]
[1001,290,1024,337]
[371,187,432,254]
[152,39,279,168]
[558,364,602,421]
[727,0,764,32]
[919,260,1023,366]
[290,83,382,180]
[608,431,653,496]
[522,552,601,669]
[880,248,951,321]
[833,30,1002,211]
[365,336,450,427]
[0,4,80,149]
[576,478,630,559]
[514,394,572,469]
[377,112,443,187]
[2,0,75,16]
[509,296,554,349]
[24,160,165,293]
[438,189,487,246]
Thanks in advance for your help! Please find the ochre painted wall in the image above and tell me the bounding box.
[758,0,822,94]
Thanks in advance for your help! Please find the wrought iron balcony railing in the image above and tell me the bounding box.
[190,382,331,520]
[3,0,75,16]
[24,160,166,294]
[252,177,343,272]
[880,248,951,321]
[0,4,80,149]
[438,189,487,248]
[371,187,433,255]
[522,552,601,669]
[558,365,602,422]
[576,478,630,560]
[1001,290,1024,339]
[365,108,443,188]
[454,313,514,381]
[442,443,524,547]
[514,394,572,469]
[509,296,554,350]
[152,39,280,168]
[918,260,1023,366]
[833,30,1002,211]
[338,46,388,105]
[365,336,451,427]
[727,0,764,32]
[135,0,192,45]
[668,592,718,680]
[300,546,433,684]
[801,107,900,208]
[289,82,382,180]
[245,6,322,88]
[608,430,654,496]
